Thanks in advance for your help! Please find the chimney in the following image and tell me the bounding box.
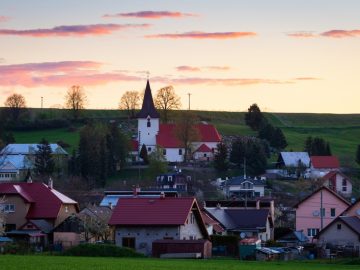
[27,176,33,184]
[133,185,141,197]
[108,202,113,210]
[48,177,53,189]
[160,192,165,199]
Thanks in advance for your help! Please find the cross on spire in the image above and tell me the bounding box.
[146,71,150,80]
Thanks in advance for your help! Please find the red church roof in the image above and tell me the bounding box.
[0,182,78,219]
[311,156,340,169]
[109,197,197,226]
[196,144,212,153]
[156,124,221,148]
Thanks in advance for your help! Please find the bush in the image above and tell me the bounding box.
[1,242,34,254]
[63,244,144,257]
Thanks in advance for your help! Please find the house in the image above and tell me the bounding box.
[135,80,221,162]
[276,152,310,177]
[200,210,225,235]
[342,197,360,217]
[277,230,309,247]
[294,186,350,239]
[0,155,32,182]
[321,171,352,198]
[316,216,360,256]
[53,204,113,249]
[156,170,190,191]
[308,156,340,178]
[108,197,209,256]
[225,176,266,199]
[0,143,68,179]
[0,180,78,231]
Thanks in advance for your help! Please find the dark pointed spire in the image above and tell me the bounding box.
[137,80,160,118]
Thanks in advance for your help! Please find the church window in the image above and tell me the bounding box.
[148,147,152,152]
[179,149,183,155]
[147,119,151,127]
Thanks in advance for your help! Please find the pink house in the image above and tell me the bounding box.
[322,171,352,198]
[294,186,350,239]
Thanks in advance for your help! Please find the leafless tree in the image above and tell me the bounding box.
[174,112,200,163]
[64,85,87,119]
[118,91,140,118]
[4,93,26,121]
[0,196,7,235]
[154,86,181,123]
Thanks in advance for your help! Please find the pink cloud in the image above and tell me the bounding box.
[145,31,256,39]
[176,66,201,72]
[321,29,360,38]
[0,23,150,37]
[0,16,10,22]
[205,66,230,71]
[287,32,317,38]
[0,61,142,87]
[104,11,197,19]
[294,77,321,81]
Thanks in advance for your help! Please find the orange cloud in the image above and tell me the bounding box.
[0,23,150,37]
[104,11,197,19]
[294,77,321,81]
[321,29,360,38]
[287,32,317,38]
[0,16,10,22]
[176,66,201,72]
[206,66,230,71]
[0,61,142,87]
[145,31,256,39]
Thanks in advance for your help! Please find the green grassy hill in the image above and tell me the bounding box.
[9,108,360,167]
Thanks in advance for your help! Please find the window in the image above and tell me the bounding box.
[3,204,15,213]
[337,223,342,230]
[342,186,347,192]
[342,179,347,186]
[190,213,195,224]
[204,153,207,157]
[163,149,166,155]
[307,228,319,237]
[179,149,182,155]
[122,237,135,249]
[148,147,151,152]
[168,176,173,182]
[321,208,325,217]
[147,119,151,127]
[331,208,336,217]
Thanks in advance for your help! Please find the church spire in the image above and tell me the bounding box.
[137,80,160,118]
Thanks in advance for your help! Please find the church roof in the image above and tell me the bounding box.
[137,80,160,119]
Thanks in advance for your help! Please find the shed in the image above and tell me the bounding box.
[152,239,212,258]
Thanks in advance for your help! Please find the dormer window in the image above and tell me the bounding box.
[147,118,151,127]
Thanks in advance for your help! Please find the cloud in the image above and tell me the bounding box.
[104,11,197,19]
[0,23,150,37]
[0,16,10,22]
[287,32,317,38]
[320,29,360,38]
[294,77,321,81]
[205,66,230,71]
[0,61,142,87]
[176,66,201,72]
[145,31,256,39]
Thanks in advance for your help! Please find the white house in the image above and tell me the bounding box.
[225,176,266,199]
[136,80,221,162]
[321,171,352,198]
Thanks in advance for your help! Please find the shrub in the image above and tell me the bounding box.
[63,244,144,257]
[2,242,34,254]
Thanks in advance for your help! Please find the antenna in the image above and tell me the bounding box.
[244,158,246,179]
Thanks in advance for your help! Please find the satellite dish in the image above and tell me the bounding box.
[356,209,360,216]
[240,232,246,239]
[312,210,320,217]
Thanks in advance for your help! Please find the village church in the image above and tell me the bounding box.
[134,80,221,162]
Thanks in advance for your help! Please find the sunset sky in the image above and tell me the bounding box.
[1,0,360,113]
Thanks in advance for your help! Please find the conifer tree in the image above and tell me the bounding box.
[34,138,55,177]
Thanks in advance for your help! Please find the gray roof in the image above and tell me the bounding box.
[279,152,310,167]
[1,144,68,155]
[29,219,54,233]
[340,216,360,235]
[226,176,266,186]
[205,208,270,231]
[0,155,33,171]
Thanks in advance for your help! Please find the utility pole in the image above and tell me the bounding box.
[41,97,43,109]
[188,93,191,110]
[320,188,323,230]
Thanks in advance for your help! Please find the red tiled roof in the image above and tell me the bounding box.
[0,182,78,219]
[310,156,340,169]
[131,139,139,152]
[156,124,221,148]
[196,144,212,153]
[109,197,196,225]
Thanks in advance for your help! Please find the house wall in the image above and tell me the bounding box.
[179,212,203,240]
[138,118,159,153]
[53,232,80,249]
[193,151,214,161]
[335,174,352,197]
[2,195,30,229]
[318,221,360,248]
[55,204,78,227]
[164,148,184,162]
[296,190,349,238]
[114,226,179,256]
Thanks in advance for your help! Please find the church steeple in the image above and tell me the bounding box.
[137,80,160,118]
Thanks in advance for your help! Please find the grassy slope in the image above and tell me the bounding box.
[11,109,360,167]
[0,255,358,270]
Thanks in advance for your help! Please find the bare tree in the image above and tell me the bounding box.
[118,91,140,118]
[0,196,6,235]
[174,112,200,163]
[65,85,87,119]
[154,86,181,123]
[4,93,26,121]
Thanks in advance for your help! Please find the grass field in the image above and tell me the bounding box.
[0,255,359,270]
[10,109,360,167]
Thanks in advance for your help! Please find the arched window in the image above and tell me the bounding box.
[147,119,151,127]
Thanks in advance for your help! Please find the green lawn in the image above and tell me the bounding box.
[0,255,358,270]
